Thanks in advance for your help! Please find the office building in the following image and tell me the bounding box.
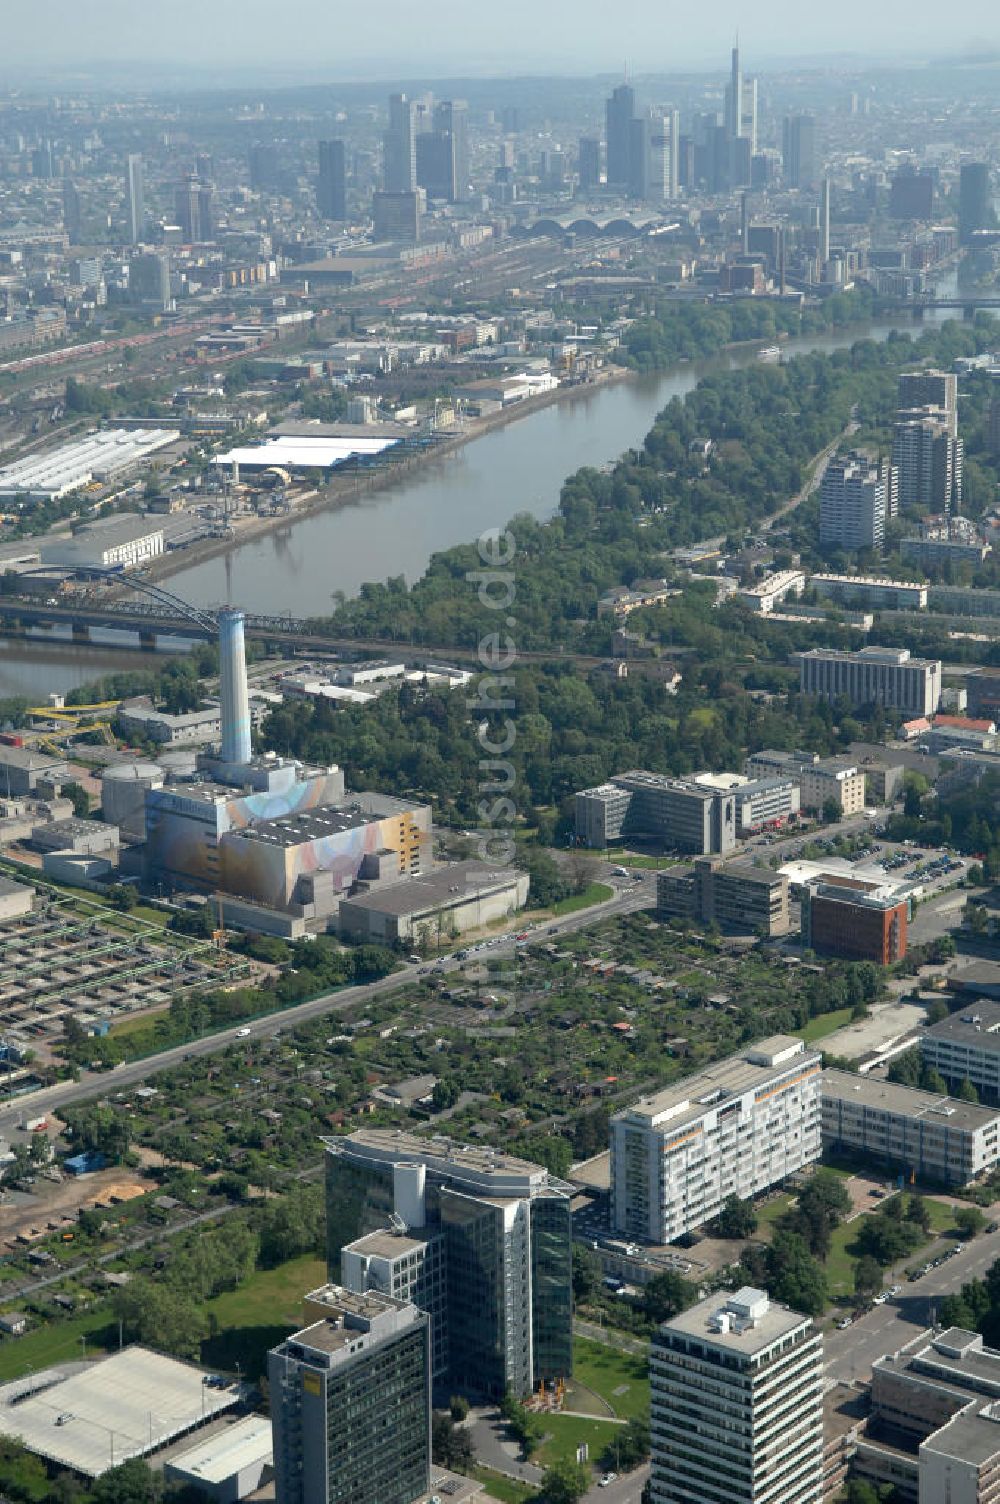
[268,1286,430,1504]
[818,452,888,551]
[921,999,1000,1104]
[575,770,736,855]
[62,177,82,242]
[578,135,601,191]
[610,1036,822,1243]
[857,1329,1000,1502]
[129,252,172,311]
[340,1229,448,1377]
[324,1129,572,1399]
[385,93,417,193]
[821,1071,1000,1185]
[799,646,941,716]
[898,369,958,435]
[435,100,469,201]
[960,162,991,246]
[801,878,908,965]
[372,190,423,242]
[656,857,791,937]
[650,1288,823,1504]
[606,83,637,188]
[197,183,214,241]
[691,771,800,835]
[798,758,866,817]
[889,168,934,220]
[126,153,144,244]
[173,177,202,242]
[317,140,347,221]
[783,115,817,188]
[249,143,281,191]
[627,115,652,199]
[812,574,928,611]
[891,415,963,515]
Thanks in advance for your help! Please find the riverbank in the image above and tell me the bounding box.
[142,361,633,592]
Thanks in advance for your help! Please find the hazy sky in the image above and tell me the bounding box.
[8,0,1000,78]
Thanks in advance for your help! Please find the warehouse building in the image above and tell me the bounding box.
[0,746,67,796]
[42,516,164,572]
[164,1416,273,1504]
[338,860,528,944]
[610,1036,822,1244]
[575,770,736,854]
[656,857,791,937]
[0,429,179,504]
[821,1071,1000,1185]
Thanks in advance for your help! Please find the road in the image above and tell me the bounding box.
[0,877,654,1140]
[824,1221,1000,1383]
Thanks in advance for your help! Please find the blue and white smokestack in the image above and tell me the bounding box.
[218,607,252,765]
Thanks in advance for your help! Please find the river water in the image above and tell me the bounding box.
[4,287,962,698]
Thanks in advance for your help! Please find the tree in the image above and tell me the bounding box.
[112,1279,208,1359]
[854,1255,884,1303]
[605,1415,650,1471]
[62,781,90,817]
[643,1270,696,1323]
[822,797,842,825]
[432,1412,473,1471]
[432,1078,460,1111]
[572,1244,601,1303]
[89,1459,162,1504]
[765,1230,827,1316]
[957,1077,981,1104]
[907,1195,931,1234]
[709,1193,758,1240]
[449,1395,470,1423]
[539,1457,591,1504]
[956,1206,987,1240]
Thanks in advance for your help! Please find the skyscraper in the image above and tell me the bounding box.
[62,177,82,242]
[960,162,991,245]
[324,1128,573,1399]
[628,115,651,199]
[197,183,215,241]
[820,177,831,264]
[385,93,417,193]
[898,369,958,436]
[126,153,144,244]
[724,43,743,141]
[783,115,817,189]
[269,1286,431,1504]
[173,177,201,242]
[606,83,637,189]
[317,139,347,220]
[650,1287,823,1504]
[249,143,281,192]
[892,415,964,517]
[578,135,601,192]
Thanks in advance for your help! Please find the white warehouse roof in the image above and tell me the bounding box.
[217,434,398,471]
[0,429,180,503]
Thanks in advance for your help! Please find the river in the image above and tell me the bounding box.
[3,289,962,698]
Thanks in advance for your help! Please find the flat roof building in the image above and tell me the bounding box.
[338,860,528,945]
[610,1036,822,1243]
[921,1000,1000,1104]
[164,1415,273,1504]
[268,1287,430,1504]
[575,770,736,854]
[651,1287,823,1504]
[812,574,928,611]
[802,878,908,965]
[324,1129,572,1399]
[821,1069,1000,1184]
[799,646,941,717]
[656,857,791,937]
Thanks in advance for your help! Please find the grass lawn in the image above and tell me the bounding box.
[201,1254,325,1382]
[571,1337,649,1420]
[796,1008,854,1043]
[108,1009,170,1040]
[549,884,614,917]
[536,1414,623,1470]
[473,1468,539,1503]
[755,1192,796,1235]
[0,1305,114,1382]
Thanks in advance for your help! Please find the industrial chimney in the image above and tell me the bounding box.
[218,607,252,765]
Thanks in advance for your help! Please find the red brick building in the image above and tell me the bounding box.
[803,877,908,965]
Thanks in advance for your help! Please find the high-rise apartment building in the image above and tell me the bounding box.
[819,451,889,551]
[892,414,963,515]
[650,1287,823,1504]
[960,162,991,245]
[799,645,941,716]
[269,1285,431,1504]
[610,1036,822,1243]
[324,1129,572,1399]
[126,153,144,244]
[783,115,817,188]
[317,140,347,220]
[386,94,418,192]
[898,369,958,436]
[606,83,637,188]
